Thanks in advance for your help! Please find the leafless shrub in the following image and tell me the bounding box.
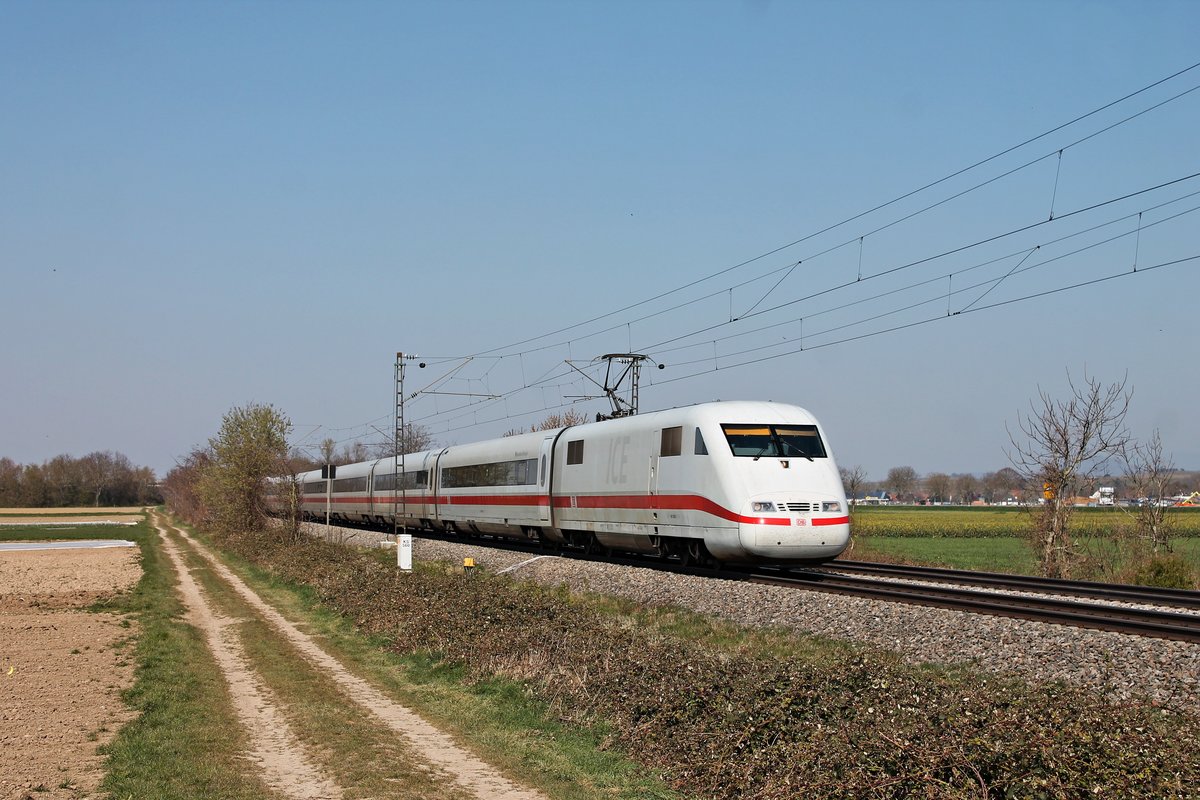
[1007,372,1131,578]
[1121,430,1176,553]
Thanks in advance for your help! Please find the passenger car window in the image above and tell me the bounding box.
[567,440,584,465]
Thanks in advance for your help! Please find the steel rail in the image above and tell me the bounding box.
[747,566,1200,643]
[825,559,1200,610]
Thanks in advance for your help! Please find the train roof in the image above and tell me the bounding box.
[293,400,823,480]
[569,399,820,434]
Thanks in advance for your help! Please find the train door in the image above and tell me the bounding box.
[538,435,554,523]
[430,448,450,527]
[648,437,660,497]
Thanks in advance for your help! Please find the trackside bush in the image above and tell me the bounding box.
[1126,555,1198,589]
[216,529,1199,799]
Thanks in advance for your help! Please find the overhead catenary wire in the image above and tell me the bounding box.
[648,189,1200,360]
[637,170,1200,353]
[419,252,1196,437]
[396,181,1200,434]
[656,199,1200,369]
[450,91,1200,370]
[643,253,1199,388]
[307,63,1200,445]
[458,63,1200,361]
[331,173,1199,443]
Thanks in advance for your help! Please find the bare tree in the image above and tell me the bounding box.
[318,437,337,464]
[163,447,213,526]
[0,458,20,506]
[530,409,590,431]
[953,473,979,505]
[924,472,952,504]
[1122,430,1175,553]
[366,423,436,459]
[338,441,369,464]
[839,464,868,506]
[885,466,918,502]
[1008,372,1132,578]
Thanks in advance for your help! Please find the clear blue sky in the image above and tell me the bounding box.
[3,0,1197,481]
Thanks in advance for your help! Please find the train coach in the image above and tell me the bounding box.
[294,400,851,564]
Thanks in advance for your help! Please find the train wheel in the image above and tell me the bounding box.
[681,540,714,568]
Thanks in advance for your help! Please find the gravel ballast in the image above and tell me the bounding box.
[314,523,1200,710]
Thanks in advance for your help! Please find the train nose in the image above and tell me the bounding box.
[737,498,850,561]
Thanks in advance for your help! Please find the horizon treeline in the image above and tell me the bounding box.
[0,451,162,507]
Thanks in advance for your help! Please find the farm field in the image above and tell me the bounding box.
[0,507,146,528]
[849,504,1200,538]
[847,506,1200,584]
[0,523,141,799]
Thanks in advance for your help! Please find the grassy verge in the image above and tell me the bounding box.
[92,520,278,800]
[173,521,680,800]
[203,524,1199,799]
[167,525,477,800]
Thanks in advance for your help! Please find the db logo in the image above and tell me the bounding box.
[793,518,808,526]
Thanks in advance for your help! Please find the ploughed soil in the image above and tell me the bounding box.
[0,546,140,800]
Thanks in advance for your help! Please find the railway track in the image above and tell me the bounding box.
[826,559,1200,609]
[316,521,1200,643]
[746,563,1200,643]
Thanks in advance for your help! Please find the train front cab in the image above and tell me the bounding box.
[708,417,851,563]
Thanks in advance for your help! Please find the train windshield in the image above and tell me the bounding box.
[721,424,827,459]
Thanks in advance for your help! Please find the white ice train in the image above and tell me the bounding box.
[295,400,851,564]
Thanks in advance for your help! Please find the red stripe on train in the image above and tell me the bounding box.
[304,493,849,528]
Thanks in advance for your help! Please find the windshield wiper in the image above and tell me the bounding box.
[751,442,774,461]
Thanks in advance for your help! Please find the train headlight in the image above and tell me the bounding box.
[821,501,843,513]
[751,501,776,512]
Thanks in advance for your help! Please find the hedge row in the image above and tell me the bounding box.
[218,530,1199,799]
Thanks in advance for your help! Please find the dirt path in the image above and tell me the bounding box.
[158,515,549,800]
[152,518,345,800]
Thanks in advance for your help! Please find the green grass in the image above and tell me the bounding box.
[846,505,1200,584]
[850,504,1200,538]
[0,511,143,517]
[848,535,1039,573]
[168,526,471,800]
[0,524,140,541]
[849,533,1200,585]
[94,520,279,800]
[179,523,680,800]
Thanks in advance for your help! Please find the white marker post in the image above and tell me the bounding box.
[398,532,413,571]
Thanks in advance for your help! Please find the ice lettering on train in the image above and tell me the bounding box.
[606,436,630,485]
